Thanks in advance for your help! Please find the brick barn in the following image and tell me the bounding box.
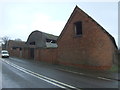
[6,6,118,70]
[7,40,26,58]
[57,6,118,70]
[25,30,58,60]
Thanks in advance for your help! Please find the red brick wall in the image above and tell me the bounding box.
[57,8,115,70]
[34,48,57,64]
[8,48,21,58]
[34,48,41,61]
[7,40,26,58]
[22,48,31,59]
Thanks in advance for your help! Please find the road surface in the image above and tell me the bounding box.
[0,57,119,89]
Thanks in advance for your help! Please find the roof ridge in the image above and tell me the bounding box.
[33,30,58,37]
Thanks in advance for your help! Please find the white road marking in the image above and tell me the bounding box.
[1,58,80,90]
[57,68,113,81]
[97,77,112,81]
[58,69,85,75]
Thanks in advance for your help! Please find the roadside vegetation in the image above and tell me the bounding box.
[108,64,119,72]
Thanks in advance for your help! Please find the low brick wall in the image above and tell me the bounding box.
[34,48,57,64]
[8,47,119,70]
[59,61,111,70]
[8,49,22,58]
[22,48,31,59]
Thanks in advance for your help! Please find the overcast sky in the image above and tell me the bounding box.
[0,0,119,48]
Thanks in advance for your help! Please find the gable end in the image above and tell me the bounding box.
[57,5,117,49]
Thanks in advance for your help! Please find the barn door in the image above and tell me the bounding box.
[30,48,34,59]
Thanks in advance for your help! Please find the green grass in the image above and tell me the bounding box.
[109,65,119,72]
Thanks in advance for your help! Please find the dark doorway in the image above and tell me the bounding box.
[30,48,34,59]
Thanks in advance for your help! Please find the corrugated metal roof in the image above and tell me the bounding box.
[42,32,58,40]
[26,30,58,43]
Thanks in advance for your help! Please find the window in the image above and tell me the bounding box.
[19,48,22,51]
[12,46,22,50]
[46,39,56,43]
[74,21,82,36]
[29,41,35,45]
[12,47,18,50]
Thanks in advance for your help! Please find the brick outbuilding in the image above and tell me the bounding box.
[26,30,58,48]
[6,6,118,70]
[7,40,26,58]
[57,6,118,70]
[25,30,58,59]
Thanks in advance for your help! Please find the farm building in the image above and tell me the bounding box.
[56,6,118,70]
[6,6,118,70]
[7,40,26,58]
[26,30,58,48]
[23,30,58,59]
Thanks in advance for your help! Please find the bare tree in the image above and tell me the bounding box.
[1,36,10,49]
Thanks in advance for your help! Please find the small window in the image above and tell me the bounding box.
[19,48,22,51]
[30,41,35,45]
[74,21,82,36]
[12,46,22,50]
[46,39,51,42]
[46,39,56,43]
[12,47,17,50]
[51,40,56,43]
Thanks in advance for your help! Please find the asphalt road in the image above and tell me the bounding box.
[0,57,119,89]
